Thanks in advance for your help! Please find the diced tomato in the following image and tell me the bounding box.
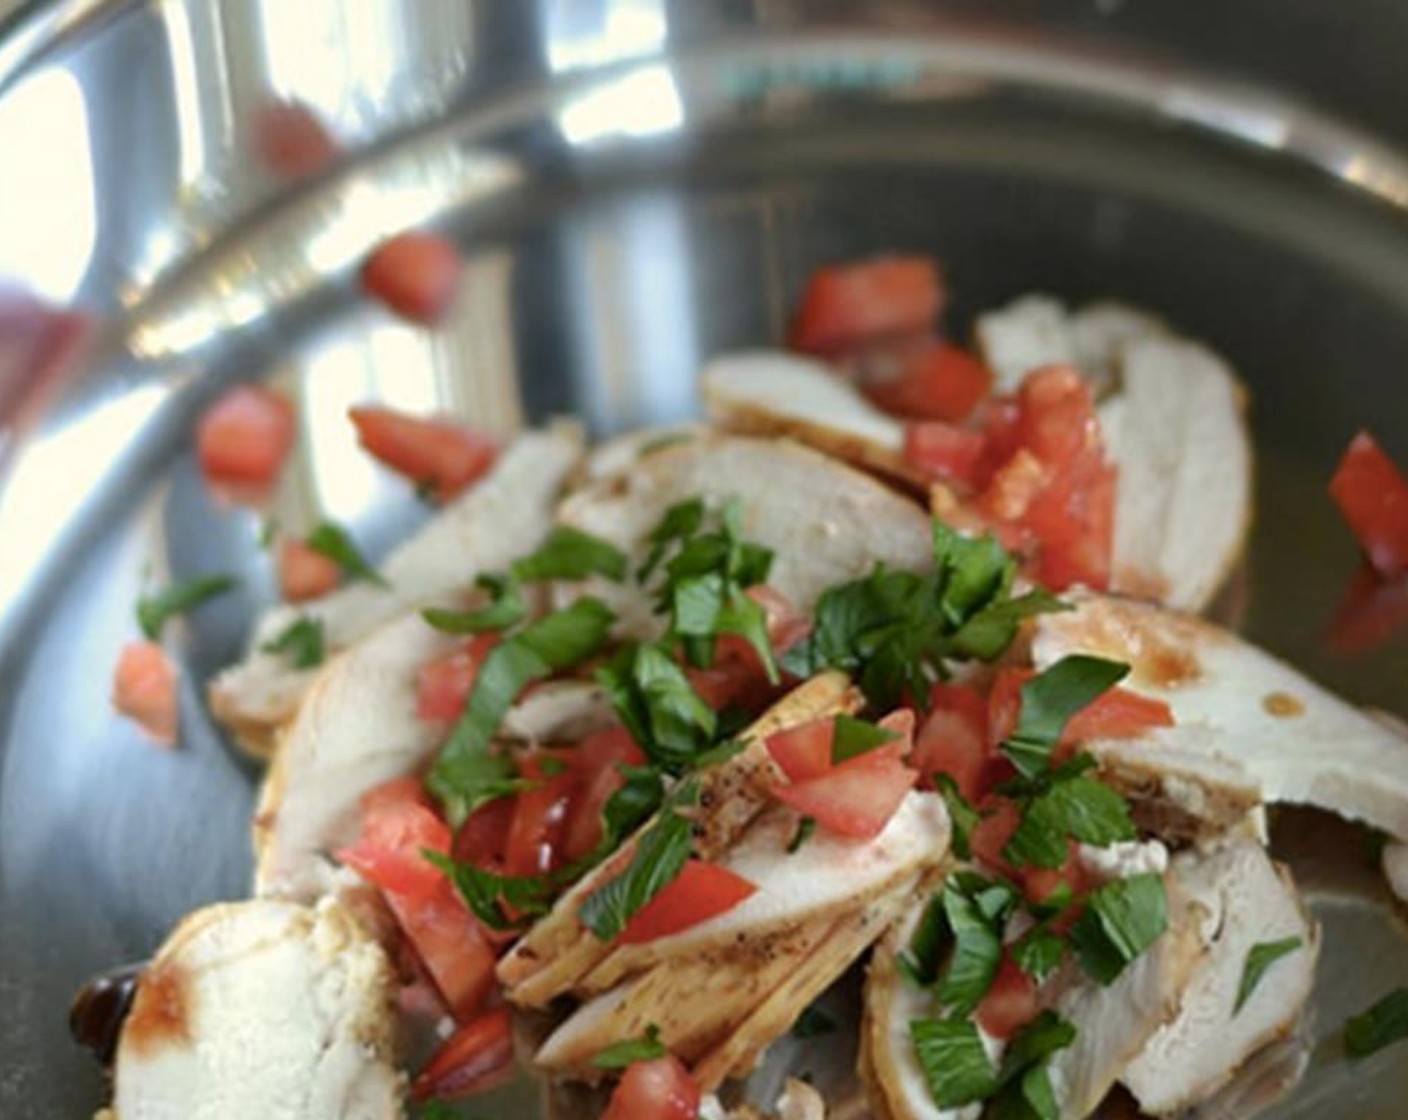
[618,860,757,945]
[337,798,451,902]
[789,257,944,355]
[912,683,990,800]
[986,668,1034,748]
[454,796,515,871]
[969,797,1021,876]
[603,1055,701,1120]
[1063,686,1174,744]
[569,726,648,774]
[251,100,338,179]
[1025,455,1115,592]
[975,955,1041,1041]
[746,583,812,655]
[875,707,917,760]
[416,634,500,722]
[979,448,1050,522]
[559,728,647,863]
[359,230,463,326]
[504,756,574,878]
[1019,842,1090,909]
[360,775,431,816]
[1016,366,1099,469]
[864,342,993,423]
[387,885,498,1021]
[111,641,179,745]
[765,717,835,782]
[277,536,341,601]
[350,405,498,501]
[1329,431,1408,579]
[1326,563,1408,654]
[196,384,296,491]
[773,749,918,840]
[412,1005,514,1102]
[904,421,987,487]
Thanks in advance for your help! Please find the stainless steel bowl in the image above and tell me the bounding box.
[2,2,1406,1116]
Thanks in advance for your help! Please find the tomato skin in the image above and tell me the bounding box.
[389,885,497,1022]
[1019,842,1090,909]
[412,1006,514,1102]
[111,641,179,745]
[618,860,757,944]
[504,758,574,878]
[1329,431,1408,579]
[416,634,500,722]
[765,717,835,782]
[975,955,1041,1041]
[603,1055,702,1120]
[986,668,1034,748]
[359,231,462,326]
[350,405,497,501]
[789,257,944,355]
[337,799,451,903]
[360,775,431,816]
[1063,687,1174,743]
[969,797,1021,877]
[772,749,918,840]
[912,684,990,800]
[904,421,987,486]
[454,796,515,871]
[196,384,296,491]
[865,342,993,423]
[277,536,341,601]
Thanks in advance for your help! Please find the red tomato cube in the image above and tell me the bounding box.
[617,860,757,945]
[1329,431,1408,579]
[111,641,179,745]
[359,231,462,326]
[196,384,296,491]
[277,536,341,601]
[603,1055,701,1120]
[349,405,497,501]
[789,257,944,355]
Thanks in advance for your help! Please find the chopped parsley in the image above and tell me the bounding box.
[1344,987,1408,1058]
[1069,872,1168,985]
[1011,927,1065,985]
[1003,769,1136,870]
[306,521,388,587]
[510,525,628,584]
[427,853,553,931]
[910,1018,999,1108]
[136,573,236,639]
[933,775,979,860]
[591,1025,666,1069]
[1001,656,1130,780]
[597,643,718,773]
[1234,937,1303,1014]
[830,715,898,764]
[987,1011,1078,1120]
[935,875,1021,1015]
[260,616,325,668]
[421,574,526,634]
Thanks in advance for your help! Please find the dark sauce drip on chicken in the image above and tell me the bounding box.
[69,964,143,1068]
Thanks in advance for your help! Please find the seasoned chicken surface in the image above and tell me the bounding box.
[110,898,401,1120]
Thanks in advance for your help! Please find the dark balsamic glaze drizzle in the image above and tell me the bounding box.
[69,964,144,1068]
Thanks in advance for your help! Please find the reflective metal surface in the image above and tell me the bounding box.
[1,2,1407,1116]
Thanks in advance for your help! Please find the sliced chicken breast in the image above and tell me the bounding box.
[1033,593,1408,841]
[1122,840,1318,1116]
[210,424,583,755]
[110,898,401,1120]
[577,423,707,484]
[498,671,864,1007]
[552,435,932,639]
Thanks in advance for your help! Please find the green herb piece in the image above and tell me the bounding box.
[1003,773,1136,870]
[830,715,899,764]
[579,784,697,941]
[421,574,526,634]
[910,1018,999,1108]
[1234,937,1303,1015]
[136,574,236,639]
[987,1011,1078,1120]
[427,852,553,931]
[428,598,615,824]
[692,738,747,770]
[597,643,718,773]
[1002,656,1130,779]
[306,521,388,587]
[416,1101,485,1120]
[898,892,950,988]
[1345,988,1408,1058]
[637,498,706,582]
[261,616,325,668]
[1011,927,1065,985]
[1069,872,1168,985]
[791,1005,837,1039]
[934,775,979,861]
[590,1025,666,1069]
[511,526,628,583]
[937,875,1020,1015]
[787,817,816,854]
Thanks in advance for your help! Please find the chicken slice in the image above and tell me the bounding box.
[552,434,933,639]
[1122,840,1318,1116]
[210,423,583,755]
[497,671,864,1007]
[576,423,707,484]
[110,898,401,1120]
[1033,592,1408,840]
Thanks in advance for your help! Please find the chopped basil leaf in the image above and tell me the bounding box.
[910,1018,999,1108]
[511,526,628,583]
[987,1012,1077,1120]
[937,876,1020,1015]
[899,892,950,988]
[987,1062,1060,1120]
[1069,872,1167,985]
[791,1005,837,1039]
[715,589,779,683]
[586,765,666,866]
[1011,927,1065,984]
[416,1101,483,1120]
[1234,937,1303,1015]
[306,521,388,588]
[934,775,979,860]
[597,643,717,774]
[427,851,552,931]
[1002,656,1129,779]
[637,498,706,582]
[951,589,1067,664]
[1345,988,1408,1057]
[579,784,697,941]
[1004,773,1136,870]
[1002,1010,1077,1075]
[261,616,325,668]
[421,574,526,634]
[830,715,898,764]
[428,599,614,824]
[136,573,236,639]
[787,816,816,854]
[590,1025,666,1069]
